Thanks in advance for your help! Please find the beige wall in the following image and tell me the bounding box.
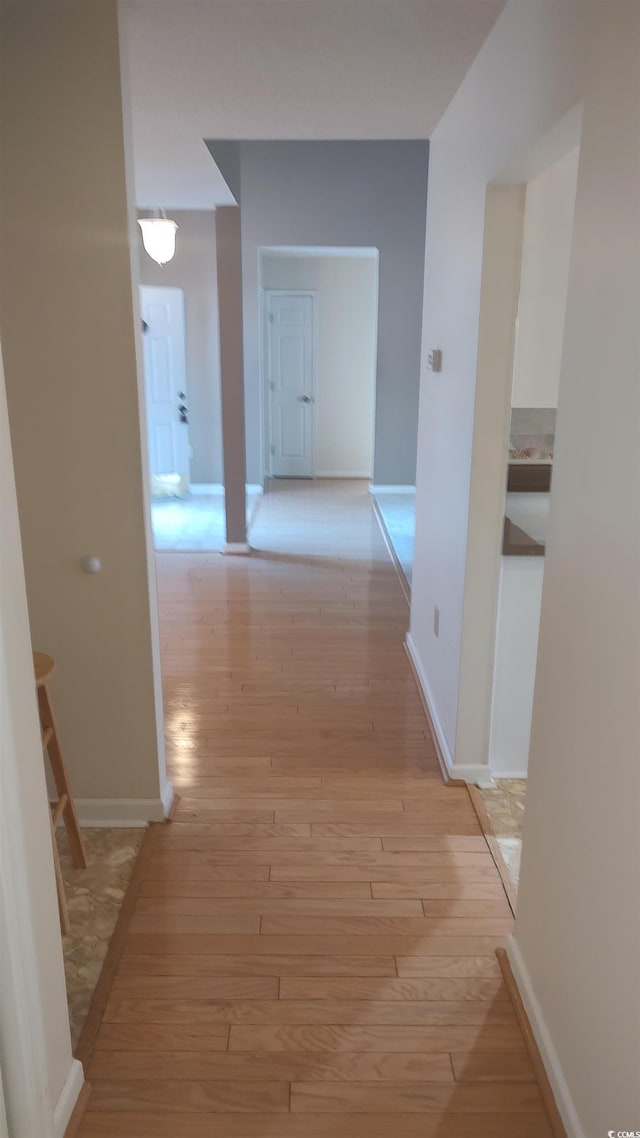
[216,208,247,546]
[138,210,223,485]
[0,1,167,814]
[261,254,378,478]
[512,149,579,408]
[411,2,640,1132]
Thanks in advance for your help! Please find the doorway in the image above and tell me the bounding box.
[476,139,580,904]
[140,285,190,498]
[265,291,315,477]
[140,283,257,550]
[260,248,379,483]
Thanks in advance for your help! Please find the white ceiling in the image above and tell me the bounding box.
[121,0,505,209]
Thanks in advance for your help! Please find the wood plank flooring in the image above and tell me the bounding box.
[79,481,551,1137]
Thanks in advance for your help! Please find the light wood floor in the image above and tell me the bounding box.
[79,481,551,1136]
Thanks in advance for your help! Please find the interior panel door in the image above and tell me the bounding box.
[267,293,314,477]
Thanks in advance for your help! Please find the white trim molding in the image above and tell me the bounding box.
[405,632,454,775]
[74,797,167,827]
[160,777,175,819]
[507,936,585,1138]
[190,482,224,495]
[53,1059,84,1138]
[315,471,372,479]
[477,774,497,789]
[222,542,251,555]
[372,496,410,606]
[370,484,416,495]
[1,365,76,1138]
[405,633,495,786]
[190,483,264,496]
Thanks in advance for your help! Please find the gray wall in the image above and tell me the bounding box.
[209,140,428,486]
[138,210,222,484]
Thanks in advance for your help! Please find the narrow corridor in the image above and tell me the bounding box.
[78,482,550,1136]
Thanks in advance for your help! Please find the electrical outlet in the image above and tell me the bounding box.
[427,348,442,373]
[433,606,440,638]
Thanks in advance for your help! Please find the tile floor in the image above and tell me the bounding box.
[59,827,144,1049]
[151,491,261,551]
[478,780,527,895]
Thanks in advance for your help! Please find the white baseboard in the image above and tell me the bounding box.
[490,767,529,780]
[190,484,264,496]
[222,542,251,555]
[472,771,497,788]
[74,797,166,827]
[160,777,175,819]
[405,632,455,776]
[315,471,372,479]
[371,495,410,605]
[405,632,494,786]
[370,484,416,495]
[53,1058,84,1138]
[189,483,223,494]
[507,935,584,1138]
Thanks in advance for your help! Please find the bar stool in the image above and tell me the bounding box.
[33,651,86,935]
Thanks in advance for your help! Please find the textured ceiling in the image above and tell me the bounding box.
[121,0,505,208]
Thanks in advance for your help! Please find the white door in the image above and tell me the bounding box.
[140,286,189,493]
[267,293,314,477]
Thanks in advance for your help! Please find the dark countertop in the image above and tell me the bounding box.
[507,462,552,493]
[503,515,545,557]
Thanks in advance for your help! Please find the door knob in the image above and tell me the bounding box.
[297,395,314,404]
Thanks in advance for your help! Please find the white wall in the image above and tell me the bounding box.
[411,1,588,777]
[137,210,223,485]
[261,254,378,478]
[512,149,579,408]
[409,177,525,777]
[411,2,639,1133]
[0,348,77,1135]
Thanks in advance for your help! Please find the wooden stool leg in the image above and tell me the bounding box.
[38,683,86,869]
[50,812,71,936]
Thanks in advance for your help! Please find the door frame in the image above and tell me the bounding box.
[0,357,81,1138]
[261,289,318,479]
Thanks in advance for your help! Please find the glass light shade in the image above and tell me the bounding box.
[138,217,178,265]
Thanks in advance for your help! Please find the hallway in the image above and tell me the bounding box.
[78,482,550,1136]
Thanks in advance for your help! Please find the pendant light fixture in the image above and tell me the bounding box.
[138,209,178,266]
